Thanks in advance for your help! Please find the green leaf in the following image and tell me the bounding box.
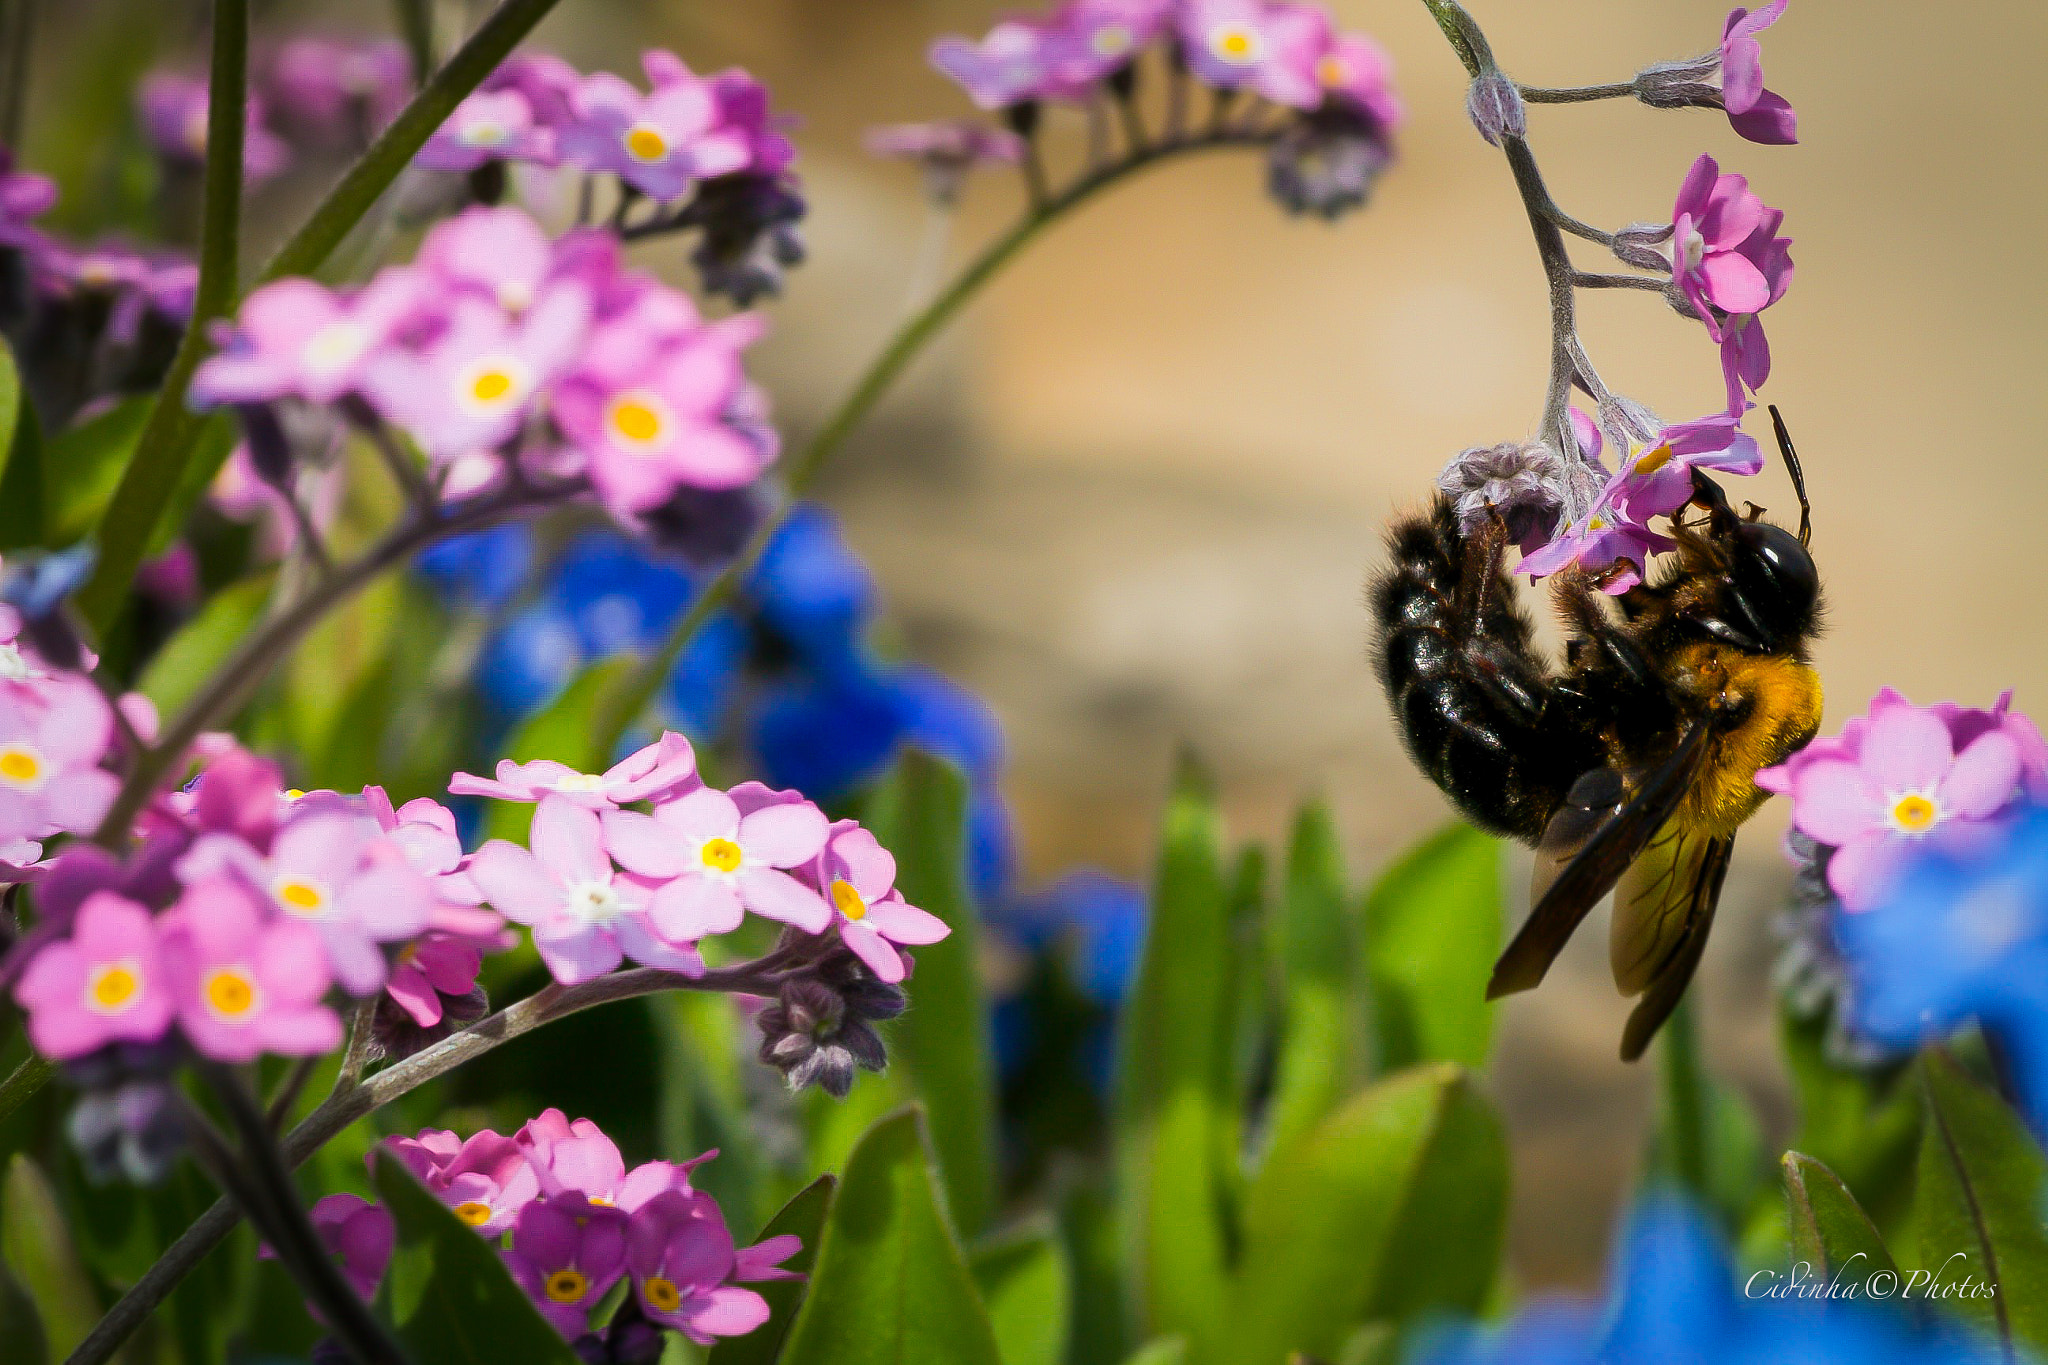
[0,382,46,551]
[705,1175,834,1365]
[777,1106,1002,1365]
[969,1218,1072,1365]
[1113,756,1234,1345]
[1781,1151,1898,1285]
[138,571,276,719]
[0,337,21,488]
[45,394,152,544]
[1,1155,103,1361]
[1224,1063,1508,1365]
[1777,1003,1919,1234]
[863,750,999,1237]
[370,1149,580,1365]
[1121,1340,1188,1365]
[1360,824,1501,1072]
[1915,1048,2048,1354]
[1263,803,1363,1161]
[0,1249,47,1365]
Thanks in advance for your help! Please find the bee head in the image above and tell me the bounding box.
[1684,469,1820,653]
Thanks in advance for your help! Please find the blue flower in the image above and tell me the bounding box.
[749,503,874,668]
[414,524,533,610]
[1002,871,1146,1006]
[1,541,97,619]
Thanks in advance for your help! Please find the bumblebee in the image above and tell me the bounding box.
[1371,410,1822,1059]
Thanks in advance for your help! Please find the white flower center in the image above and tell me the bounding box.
[0,643,36,682]
[566,879,624,923]
[552,772,605,793]
[303,322,371,379]
[461,120,511,148]
[1680,227,1706,274]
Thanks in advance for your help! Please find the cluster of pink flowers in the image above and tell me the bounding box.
[9,741,508,1066]
[287,1113,798,1346]
[1760,690,2048,911]
[189,204,778,526]
[454,733,949,986]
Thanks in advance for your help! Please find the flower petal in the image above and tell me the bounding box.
[736,868,830,933]
[1788,760,1882,846]
[1864,705,1954,795]
[737,801,828,867]
[1937,733,2022,820]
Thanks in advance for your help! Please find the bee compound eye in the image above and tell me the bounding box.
[1734,520,1818,615]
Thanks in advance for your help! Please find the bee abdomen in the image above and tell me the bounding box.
[1372,499,1590,843]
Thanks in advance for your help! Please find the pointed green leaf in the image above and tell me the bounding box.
[1781,1151,1897,1286]
[863,750,999,1236]
[45,394,153,543]
[0,1249,47,1365]
[1778,1003,1919,1234]
[1114,757,1234,1345]
[1,1155,103,1360]
[1122,1341,1188,1365]
[1361,824,1500,1072]
[0,386,45,551]
[138,571,277,719]
[1224,1063,1508,1365]
[0,338,20,485]
[705,1175,835,1365]
[969,1218,1072,1365]
[370,1150,580,1365]
[1263,803,1363,1161]
[1915,1049,2048,1354]
[777,1106,1002,1365]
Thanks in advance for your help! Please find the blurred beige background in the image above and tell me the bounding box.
[46,0,2048,1285]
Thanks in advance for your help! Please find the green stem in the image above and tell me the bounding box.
[77,0,568,632]
[392,0,434,88]
[0,1053,52,1126]
[1659,995,1711,1200]
[591,125,1271,754]
[75,0,245,632]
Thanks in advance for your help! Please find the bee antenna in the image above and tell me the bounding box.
[1768,404,1812,546]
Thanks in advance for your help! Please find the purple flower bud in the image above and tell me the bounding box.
[1436,440,1572,554]
[753,947,905,1097]
[1463,70,1524,147]
[680,175,806,305]
[1265,107,1393,220]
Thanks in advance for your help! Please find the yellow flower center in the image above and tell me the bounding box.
[1316,54,1349,87]
[605,391,670,449]
[700,837,743,873]
[624,124,669,162]
[1210,23,1261,64]
[554,772,605,793]
[274,878,327,917]
[1092,25,1132,57]
[470,368,516,404]
[544,1268,590,1304]
[86,962,142,1014]
[283,788,307,800]
[452,1201,493,1226]
[643,1275,682,1312]
[462,120,509,148]
[203,968,259,1020]
[831,878,867,921]
[0,747,41,785]
[1633,443,1674,475]
[1892,794,1939,833]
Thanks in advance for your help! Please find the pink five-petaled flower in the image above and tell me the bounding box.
[807,821,950,985]
[136,73,289,183]
[506,1194,630,1339]
[179,810,435,995]
[383,933,485,1029]
[1669,154,1792,345]
[12,892,174,1059]
[1176,0,1332,110]
[626,1190,773,1345]
[1313,31,1404,128]
[1517,473,1675,596]
[1719,1,1797,145]
[0,676,118,843]
[468,797,703,984]
[382,1127,539,1235]
[362,787,499,936]
[603,782,831,941]
[258,1195,395,1306]
[1607,412,1765,521]
[190,270,427,407]
[557,53,751,201]
[161,876,343,1062]
[929,18,1073,109]
[450,731,699,809]
[1765,701,2025,912]
[418,88,554,173]
[515,1108,706,1209]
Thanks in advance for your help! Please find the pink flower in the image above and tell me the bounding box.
[0,148,55,250]
[382,1127,539,1234]
[930,20,1073,109]
[1764,699,2026,911]
[361,787,499,936]
[0,676,118,843]
[449,730,698,810]
[556,55,750,201]
[553,313,776,515]
[483,53,583,128]
[625,1190,771,1345]
[12,892,174,1059]
[735,1234,804,1282]
[1670,154,1793,344]
[383,933,483,1029]
[259,1195,394,1305]
[468,796,704,984]
[418,89,554,172]
[1518,473,1676,596]
[702,69,797,178]
[137,73,289,183]
[190,270,425,406]
[413,207,573,318]
[1046,1,1174,92]
[506,1194,630,1338]
[1607,412,1764,521]
[1313,31,1403,128]
[1176,0,1332,109]
[1719,312,1776,413]
[805,821,950,984]
[179,810,435,995]
[1719,2,1797,145]
[263,37,411,144]
[603,782,830,940]
[161,877,342,1061]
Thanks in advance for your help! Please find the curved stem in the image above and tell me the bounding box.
[590,124,1275,755]
[67,949,801,1365]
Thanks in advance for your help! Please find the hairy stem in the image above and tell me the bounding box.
[590,123,1277,755]
[1519,81,1635,104]
[68,950,799,1365]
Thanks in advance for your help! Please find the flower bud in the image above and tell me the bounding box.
[754,950,906,1098]
[1464,71,1525,147]
[1436,440,1565,550]
[1265,109,1392,221]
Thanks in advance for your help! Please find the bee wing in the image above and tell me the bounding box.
[1617,835,1733,1061]
[1486,719,1712,1000]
